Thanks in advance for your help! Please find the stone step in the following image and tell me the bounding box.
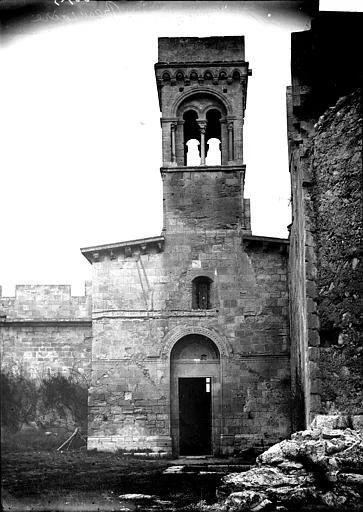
[163,463,251,475]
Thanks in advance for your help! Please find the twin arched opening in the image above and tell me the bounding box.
[170,92,232,167]
[183,109,222,166]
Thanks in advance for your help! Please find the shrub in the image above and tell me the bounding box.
[39,373,88,430]
[0,371,38,432]
[1,369,88,433]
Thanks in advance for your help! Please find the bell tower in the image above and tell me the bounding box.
[155,36,252,234]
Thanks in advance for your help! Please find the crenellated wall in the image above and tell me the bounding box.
[0,284,92,377]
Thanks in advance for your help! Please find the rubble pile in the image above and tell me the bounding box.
[214,428,363,511]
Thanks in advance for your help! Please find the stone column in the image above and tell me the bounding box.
[198,121,207,166]
[171,123,177,164]
[228,122,234,161]
[176,120,185,166]
[220,119,227,165]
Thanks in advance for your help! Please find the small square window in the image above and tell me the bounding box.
[206,377,211,393]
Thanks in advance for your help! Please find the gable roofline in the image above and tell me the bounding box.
[243,234,289,255]
[81,235,165,264]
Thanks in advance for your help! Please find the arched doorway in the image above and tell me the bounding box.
[170,334,221,456]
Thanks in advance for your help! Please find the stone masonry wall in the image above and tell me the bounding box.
[88,229,291,454]
[287,13,362,427]
[310,90,362,415]
[288,89,362,425]
[158,36,245,63]
[156,37,248,168]
[287,82,318,429]
[0,284,92,377]
[162,168,245,232]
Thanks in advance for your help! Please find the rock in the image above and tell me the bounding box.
[291,428,322,440]
[277,461,304,471]
[338,473,363,486]
[310,414,350,429]
[118,494,154,500]
[352,415,363,431]
[257,440,299,466]
[224,490,271,511]
[216,427,363,511]
[163,465,185,474]
[222,466,314,492]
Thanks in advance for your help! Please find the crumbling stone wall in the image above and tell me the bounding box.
[310,90,362,415]
[287,12,362,427]
[288,89,362,423]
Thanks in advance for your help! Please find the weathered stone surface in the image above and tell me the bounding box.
[311,90,363,416]
[82,36,291,455]
[216,428,363,511]
[287,10,362,429]
[0,284,92,376]
[220,466,314,494]
[224,490,272,511]
[311,414,350,430]
[352,416,363,431]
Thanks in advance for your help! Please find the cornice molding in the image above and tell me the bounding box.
[243,235,289,254]
[0,319,91,327]
[93,309,217,320]
[81,235,165,264]
[160,164,245,174]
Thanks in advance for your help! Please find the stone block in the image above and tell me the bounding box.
[351,415,363,430]
[308,329,320,347]
[310,414,350,429]
[307,313,320,330]
[308,347,319,362]
[306,280,318,298]
[307,298,317,314]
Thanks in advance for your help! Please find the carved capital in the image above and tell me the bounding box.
[198,121,207,134]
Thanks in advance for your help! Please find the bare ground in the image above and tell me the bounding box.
[1,448,223,511]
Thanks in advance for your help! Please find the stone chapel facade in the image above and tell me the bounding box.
[2,23,361,456]
[80,37,291,456]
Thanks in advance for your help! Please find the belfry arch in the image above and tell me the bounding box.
[171,87,232,118]
[174,92,230,166]
[170,334,222,456]
[183,110,200,166]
